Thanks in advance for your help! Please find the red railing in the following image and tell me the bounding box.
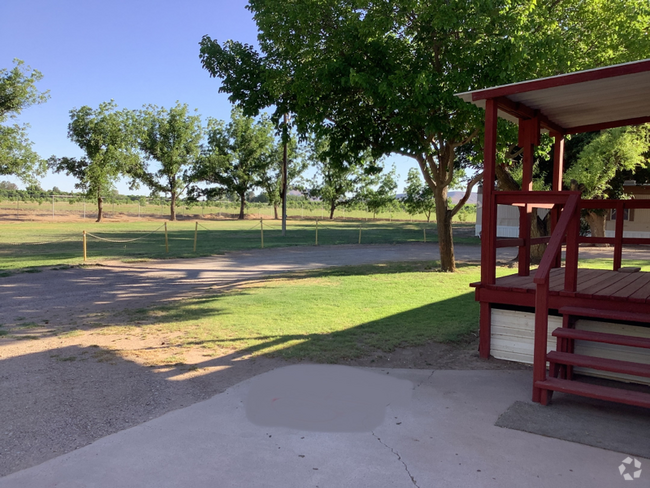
[486,193,650,403]
[486,191,580,283]
[485,193,650,284]
[481,191,650,380]
[531,193,580,403]
[578,199,650,270]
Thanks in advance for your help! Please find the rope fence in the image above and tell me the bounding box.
[86,224,166,243]
[0,220,446,265]
[87,220,436,260]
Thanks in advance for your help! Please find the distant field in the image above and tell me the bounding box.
[0,199,477,224]
[0,219,479,271]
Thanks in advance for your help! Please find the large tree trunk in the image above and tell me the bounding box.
[434,187,455,272]
[530,208,550,263]
[96,190,103,223]
[584,210,607,246]
[414,141,481,272]
[495,163,549,263]
[329,201,336,220]
[170,192,176,221]
[238,194,246,220]
[274,204,279,220]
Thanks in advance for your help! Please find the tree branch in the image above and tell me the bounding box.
[415,154,437,190]
[451,127,480,149]
[450,171,483,218]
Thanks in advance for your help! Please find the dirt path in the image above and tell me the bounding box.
[0,243,516,326]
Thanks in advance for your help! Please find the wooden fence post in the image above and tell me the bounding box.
[260,218,264,249]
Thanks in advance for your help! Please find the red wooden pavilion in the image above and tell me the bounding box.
[457,59,650,408]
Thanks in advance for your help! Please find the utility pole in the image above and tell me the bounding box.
[281,113,289,236]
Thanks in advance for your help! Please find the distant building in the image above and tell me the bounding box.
[475,185,520,237]
[475,185,550,237]
[605,181,650,238]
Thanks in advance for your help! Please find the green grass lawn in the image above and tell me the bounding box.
[115,261,510,363]
[0,220,479,271]
[578,257,650,271]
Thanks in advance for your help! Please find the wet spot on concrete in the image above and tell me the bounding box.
[245,365,412,432]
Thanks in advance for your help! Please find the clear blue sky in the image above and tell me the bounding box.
[1,0,420,195]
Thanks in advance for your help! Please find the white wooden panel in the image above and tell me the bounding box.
[605,230,650,239]
[491,309,559,365]
[474,225,520,238]
[573,319,650,386]
[490,309,650,386]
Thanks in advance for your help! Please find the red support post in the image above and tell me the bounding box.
[551,133,565,192]
[613,201,624,270]
[550,133,565,269]
[479,98,499,360]
[550,204,562,268]
[564,203,580,292]
[518,205,531,276]
[532,279,550,404]
[519,118,539,192]
[479,302,492,359]
[481,98,498,286]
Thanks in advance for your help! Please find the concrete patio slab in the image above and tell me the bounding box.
[0,368,644,488]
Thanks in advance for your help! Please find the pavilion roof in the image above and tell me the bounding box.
[456,59,650,134]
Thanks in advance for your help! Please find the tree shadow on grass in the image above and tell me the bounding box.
[116,287,479,364]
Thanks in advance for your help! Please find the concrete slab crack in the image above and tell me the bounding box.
[372,432,419,488]
[413,370,435,391]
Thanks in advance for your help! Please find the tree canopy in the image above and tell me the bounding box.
[565,125,650,239]
[200,0,650,270]
[403,168,436,222]
[257,132,308,219]
[50,101,139,222]
[362,166,399,219]
[135,102,204,221]
[565,126,650,200]
[0,59,50,183]
[192,108,276,219]
[308,138,387,220]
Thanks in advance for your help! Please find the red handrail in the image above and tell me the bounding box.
[531,192,580,403]
[533,193,581,285]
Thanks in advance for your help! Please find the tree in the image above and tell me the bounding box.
[257,133,308,219]
[0,59,49,183]
[201,0,650,271]
[403,168,436,222]
[363,166,398,219]
[134,102,203,221]
[565,125,650,239]
[50,101,139,222]
[0,180,18,191]
[308,139,386,220]
[192,108,275,219]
